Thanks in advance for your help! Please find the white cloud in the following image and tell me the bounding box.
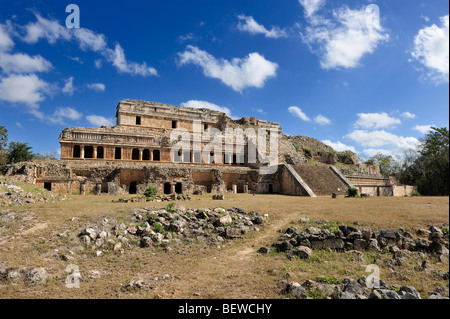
[322,140,356,153]
[48,107,83,124]
[237,15,287,39]
[178,45,278,92]
[181,100,233,118]
[94,59,102,69]
[62,77,75,95]
[86,115,115,127]
[346,129,420,156]
[400,111,416,119]
[362,148,395,158]
[414,124,435,134]
[106,44,158,77]
[0,52,52,74]
[355,112,401,130]
[255,108,266,115]
[314,114,331,125]
[299,0,326,18]
[0,23,14,52]
[86,83,106,92]
[0,73,48,106]
[20,14,157,77]
[288,106,311,122]
[411,15,449,83]
[300,3,389,69]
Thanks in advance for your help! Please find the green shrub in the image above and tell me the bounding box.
[347,187,359,198]
[152,222,165,233]
[75,172,84,177]
[166,202,175,213]
[443,227,449,235]
[410,191,421,197]
[144,186,158,199]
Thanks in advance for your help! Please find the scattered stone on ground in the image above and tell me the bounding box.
[77,206,268,253]
[112,194,191,203]
[264,220,449,265]
[0,180,65,207]
[280,276,449,299]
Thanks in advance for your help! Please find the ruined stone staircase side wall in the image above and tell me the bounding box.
[279,164,316,197]
[291,165,348,196]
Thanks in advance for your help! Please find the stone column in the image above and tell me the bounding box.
[139,149,143,161]
[244,184,249,194]
[150,150,153,161]
[80,183,86,195]
[232,184,237,194]
[171,183,176,194]
[80,145,85,159]
[93,146,97,159]
[95,183,101,195]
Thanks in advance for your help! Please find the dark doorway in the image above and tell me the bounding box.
[175,182,183,194]
[233,155,237,165]
[44,182,52,192]
[210,152,215,164]
[132,149,140,161]
[153,150,161,161]
[129,182,137,194]
[164,183,171,195]
[143,149,150,161]
[268,184,274,194]
[172,120,177,129]
[73,145,80,158]
[136,116,141,125]
[97,146,104,159]
[115,147,122,160]
[84,146,94,159]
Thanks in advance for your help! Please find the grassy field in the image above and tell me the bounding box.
[0,190,448,299]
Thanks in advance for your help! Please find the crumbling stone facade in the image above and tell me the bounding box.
[6,99,417,197]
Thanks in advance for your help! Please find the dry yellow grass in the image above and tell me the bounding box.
[0,193,448,299]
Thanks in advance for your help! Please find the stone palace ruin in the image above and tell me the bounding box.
[6,99,417,197]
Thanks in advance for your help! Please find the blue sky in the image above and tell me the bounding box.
[0,0,448,159]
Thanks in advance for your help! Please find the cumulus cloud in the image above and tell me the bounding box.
[288,106,311,122]
[0,24,14,51]
[181,100,233,118]
[322,140,356,153]
[314,114,331,125]
[20,14,158,77]
[237,15,287,39]
[354,112,401,130]
[414,124,435,134]
[86,115,115,127]
[86,83,106,92]
[346,129,420,157]
[62,77,75,95]
[0,52,52,74]
[411,15,449,83]
[401,111,416,119]
[300,2,389,69]
[178,45,278,92]
[0,73,48,106]
[48,106,83,124]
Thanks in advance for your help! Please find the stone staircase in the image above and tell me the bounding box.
[291,165,349,196]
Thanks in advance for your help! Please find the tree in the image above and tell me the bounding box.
[0,126,7,150]
[34,152,57,160]
[399,127,449,196]
[7,142,35,164]
[365,153,401,176]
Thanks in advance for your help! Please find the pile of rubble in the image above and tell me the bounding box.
[262,221,449,262]
[112,194,192,203]
[0,266,49,285]
[78,206,268,253]
[281,277,449,299]
[0,180,65,207]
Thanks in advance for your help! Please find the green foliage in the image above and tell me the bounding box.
[399,127,449,196]
[166,202,175,213]
[75,172,84,177]
[365,153,400,176]
[306,288,328,299]
[316,276,341,285]
[0,150,8,173]
[293,144,300,152]
[443,227,449,235]
[34,152,57,160]
[410,191,421,197]
[302,147,312,159]
[0,126,7,150]
[144,186,158,199]
[347,187,359,198]
[152,222,165,234]
[7,142,35,164]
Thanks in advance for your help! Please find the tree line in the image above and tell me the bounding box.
[0,126,57,172]
[364,127,449,196]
